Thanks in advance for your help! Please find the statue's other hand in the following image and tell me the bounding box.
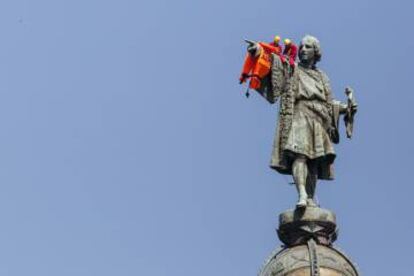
[345,86,358,110]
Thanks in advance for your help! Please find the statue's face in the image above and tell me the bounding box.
[299,39,315,63]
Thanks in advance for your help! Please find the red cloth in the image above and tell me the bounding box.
[259,42,282,55]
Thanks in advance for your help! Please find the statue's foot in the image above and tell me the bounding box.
[306,198,318,207]
[296,198,307,208]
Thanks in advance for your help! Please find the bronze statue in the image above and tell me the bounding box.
[245,35,357,208]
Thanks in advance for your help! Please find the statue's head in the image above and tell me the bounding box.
[299,35,322,66]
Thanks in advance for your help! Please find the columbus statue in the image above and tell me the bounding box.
[239,35,360,276]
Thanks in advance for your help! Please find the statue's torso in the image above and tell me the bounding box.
[296,66,327,102]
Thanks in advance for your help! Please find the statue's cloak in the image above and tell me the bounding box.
[257,55,341,180]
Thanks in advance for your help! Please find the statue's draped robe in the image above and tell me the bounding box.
[258,55,341,180]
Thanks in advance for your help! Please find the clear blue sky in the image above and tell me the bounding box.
[0,0,412,275]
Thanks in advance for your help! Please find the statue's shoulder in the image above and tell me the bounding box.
[314,67,330,82]
[313,67,331,88]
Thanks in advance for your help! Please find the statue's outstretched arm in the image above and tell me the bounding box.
[253,50,284,104]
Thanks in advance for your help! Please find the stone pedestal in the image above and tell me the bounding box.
[278,207,337,246]
[258,207,359,276]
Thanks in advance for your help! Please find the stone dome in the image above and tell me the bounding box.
[259,241,359,276]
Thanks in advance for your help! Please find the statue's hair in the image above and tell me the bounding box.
[300,35,322,64]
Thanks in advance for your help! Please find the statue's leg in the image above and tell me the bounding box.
[306,160,318,207]
[292,156,308,207]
